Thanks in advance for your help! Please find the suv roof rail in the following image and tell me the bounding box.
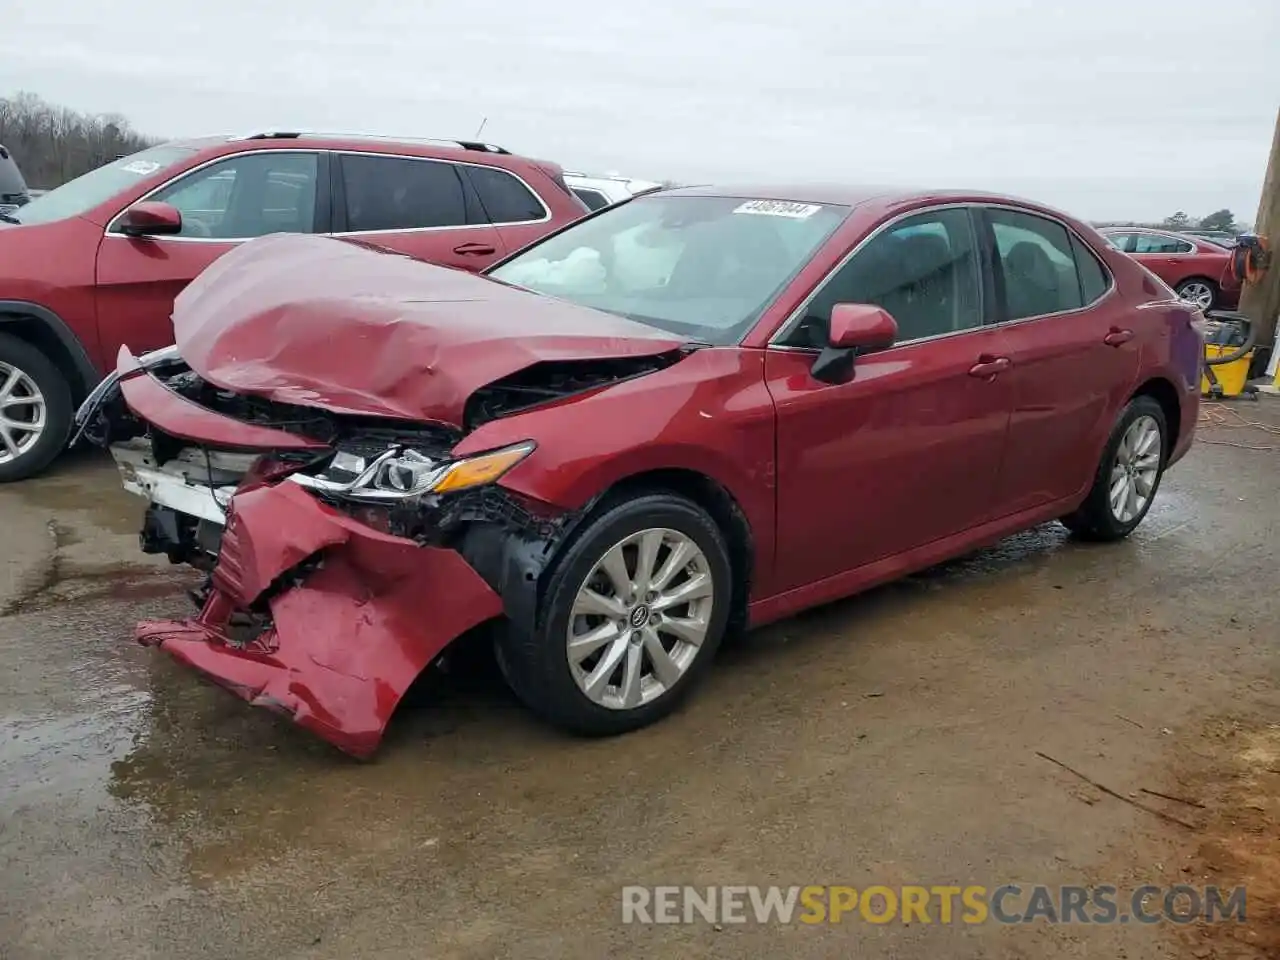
[227,130,512,154]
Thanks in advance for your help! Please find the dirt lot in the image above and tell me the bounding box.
[2,403,1278,960]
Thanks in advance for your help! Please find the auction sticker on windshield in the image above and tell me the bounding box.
[120,160,162,176]
[733,200,822,219]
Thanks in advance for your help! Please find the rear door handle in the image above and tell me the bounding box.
[453,242,496,256]
[968,356,1011,378]
[1104,327,1134,347]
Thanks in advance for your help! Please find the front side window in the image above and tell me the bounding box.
[488,195,848,345]
[1104,232,1136,253]
[781,208,982,348]
[340,155,467,231]
[465,165,546,223]
[147,151,318,239]
[989,210,1085,320]
[10,145,197,226]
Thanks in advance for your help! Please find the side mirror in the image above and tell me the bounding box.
[118,201,182,238]
[811,303,899,384]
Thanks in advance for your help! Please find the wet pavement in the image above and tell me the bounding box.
[2,407,1278,959]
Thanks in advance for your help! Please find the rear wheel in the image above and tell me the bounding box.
[1060,396,1167,542]
[0,333,73,483]
[1174,277,1217,311]
[497,492,732,736]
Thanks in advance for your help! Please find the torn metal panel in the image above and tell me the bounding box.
[170,233,688,426]
[115,345,328,451]
[136,481,504,758]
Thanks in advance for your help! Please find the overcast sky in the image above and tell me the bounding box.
[2,0,1276,222]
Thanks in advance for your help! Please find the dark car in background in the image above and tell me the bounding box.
[1100,227,1240,311]
[0,144,31,216]
[0,130,587,482]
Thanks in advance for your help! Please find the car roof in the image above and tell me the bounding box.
[659,182,1084,221]
[167,131,524,160]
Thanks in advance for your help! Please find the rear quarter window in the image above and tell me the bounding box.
[465,165,547,224]
[1070,235,1111,305]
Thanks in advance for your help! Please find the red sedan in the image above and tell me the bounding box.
[78,185,1203,756]
[1101,227,1240,311]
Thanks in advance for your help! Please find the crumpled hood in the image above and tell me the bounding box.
[173,233,687,425]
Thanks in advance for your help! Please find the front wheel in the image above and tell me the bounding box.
[1060,396,1167,541]
[0,333,74,483]
[497,492,733,736]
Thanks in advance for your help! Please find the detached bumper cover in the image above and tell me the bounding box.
[138,481,504,758]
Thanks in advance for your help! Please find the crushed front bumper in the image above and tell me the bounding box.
[139,481,504,758]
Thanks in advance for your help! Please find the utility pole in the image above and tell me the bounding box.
[1240,105,1280,347]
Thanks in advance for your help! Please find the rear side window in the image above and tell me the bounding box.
[340,155,467,231]
[1132,233,1194,255]
[988,210,1084,320]
[1070,235,1111,305]
[465,165,546,224]
[573,188,609,211]
[1105,232,1135,253]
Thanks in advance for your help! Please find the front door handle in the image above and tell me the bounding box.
[968,355,1011,378]
[1103,327,1134,347]
[453,242,497,256]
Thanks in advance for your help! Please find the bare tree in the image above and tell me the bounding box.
[0,91,161,189]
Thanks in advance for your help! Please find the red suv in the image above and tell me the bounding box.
[0,131,586,481]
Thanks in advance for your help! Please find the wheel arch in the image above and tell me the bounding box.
[1129,376,1182,456]
[602,467,754,636]
[0,301,100,401]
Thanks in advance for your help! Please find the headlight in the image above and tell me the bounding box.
[291,440,536,502]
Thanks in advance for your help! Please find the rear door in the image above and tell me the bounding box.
[333,152,505,271]
[1128,231,1195,287]
[459,163,558,256]
[94,149,327,358]
[980,208,1140,513]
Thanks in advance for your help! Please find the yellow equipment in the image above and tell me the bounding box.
[1201,313,1260,401]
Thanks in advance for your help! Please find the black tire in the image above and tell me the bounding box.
[1060,396,1168,542]
[496,492,733,736]
[0,332,74,483]
[1174,277,1218,311]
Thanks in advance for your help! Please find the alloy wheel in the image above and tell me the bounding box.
[1109,414,1161,523]
[565,527,715,710]
[1176,281,1214,311]
[0,361,47,465]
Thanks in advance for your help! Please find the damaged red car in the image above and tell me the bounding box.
[77,185,1202,758]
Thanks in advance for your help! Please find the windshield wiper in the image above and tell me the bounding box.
[0,212,20,224]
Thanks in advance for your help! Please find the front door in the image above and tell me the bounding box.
[94,150,325,359]
[766,207,1014,592]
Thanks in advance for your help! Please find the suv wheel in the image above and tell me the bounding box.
[497,493,732,736]
[0,332,73,482]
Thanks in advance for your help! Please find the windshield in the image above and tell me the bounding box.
[8,145,197,226]
[488,194,849,344]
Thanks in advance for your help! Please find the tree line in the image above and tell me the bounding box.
[0,91,160,189]
[1095,209,1245,234]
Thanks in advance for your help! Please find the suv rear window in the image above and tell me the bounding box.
[465,165,547,224]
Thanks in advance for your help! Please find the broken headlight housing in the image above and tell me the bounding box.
[292,440,536,503]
